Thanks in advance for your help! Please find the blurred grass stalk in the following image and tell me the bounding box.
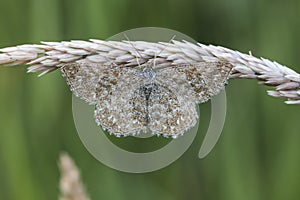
[59,153,90,200]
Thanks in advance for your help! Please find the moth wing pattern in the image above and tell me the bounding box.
[156,60,233,103]
[193,60,233,102]
[94,82,148,137]
[62,62,147,136]
[61,62,111,104]
[147,83,198,137]
[61,63,138,104]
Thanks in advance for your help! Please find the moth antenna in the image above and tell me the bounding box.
[149,35,177,68]
[135,55,141,67]
[156,35,177,57]
[123,33,145,69]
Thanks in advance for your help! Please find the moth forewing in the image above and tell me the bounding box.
[193,60,233,102]
[61,63,107,104]
[155,60,233,104]
[61,63,138,105]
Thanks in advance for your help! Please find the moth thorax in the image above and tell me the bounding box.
[141,66,155,84]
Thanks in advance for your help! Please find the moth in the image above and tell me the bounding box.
[61,59,232,138]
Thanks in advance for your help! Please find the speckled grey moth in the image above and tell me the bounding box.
[61,60,232,138]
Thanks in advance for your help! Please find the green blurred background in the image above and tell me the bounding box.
[0,0,300,199]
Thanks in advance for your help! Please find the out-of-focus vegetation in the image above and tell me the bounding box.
[0,0,300,199]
